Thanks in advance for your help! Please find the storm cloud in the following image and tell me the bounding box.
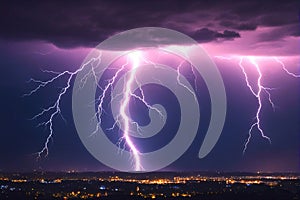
[192,28,240,42]
[0,0,298,48]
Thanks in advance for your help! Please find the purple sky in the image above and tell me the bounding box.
[0,0,299,172]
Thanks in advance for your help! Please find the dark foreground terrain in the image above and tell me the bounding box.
[0,171,299,199]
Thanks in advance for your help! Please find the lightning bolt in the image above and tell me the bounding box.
[26,47,199,171]
[273,57,300,78]
[24,53,102,158]
[176,60,198,101]
[91,58,129,136]
[215,55,299,154]
[239,57,272,154]
[25,50,144,170]
[26,46,299,169]
[119,51,142,171]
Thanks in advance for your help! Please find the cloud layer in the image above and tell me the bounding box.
[0,0,299,51]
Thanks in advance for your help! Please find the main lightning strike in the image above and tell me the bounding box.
[26,50,171,171]
[119,52,142,171]
[25,50,145,171]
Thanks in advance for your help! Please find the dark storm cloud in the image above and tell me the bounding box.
[287,24,300,37]
[219,21,257,31]
[0,0,298,48]
[216,30,240,39]
[258,24,300,42]
[192,28,240,42]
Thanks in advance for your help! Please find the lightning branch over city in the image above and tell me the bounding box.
[215,55,300,154]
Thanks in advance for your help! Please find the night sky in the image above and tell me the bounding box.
[0,0,299,172]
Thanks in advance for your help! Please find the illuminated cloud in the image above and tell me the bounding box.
[0,0,298,54]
